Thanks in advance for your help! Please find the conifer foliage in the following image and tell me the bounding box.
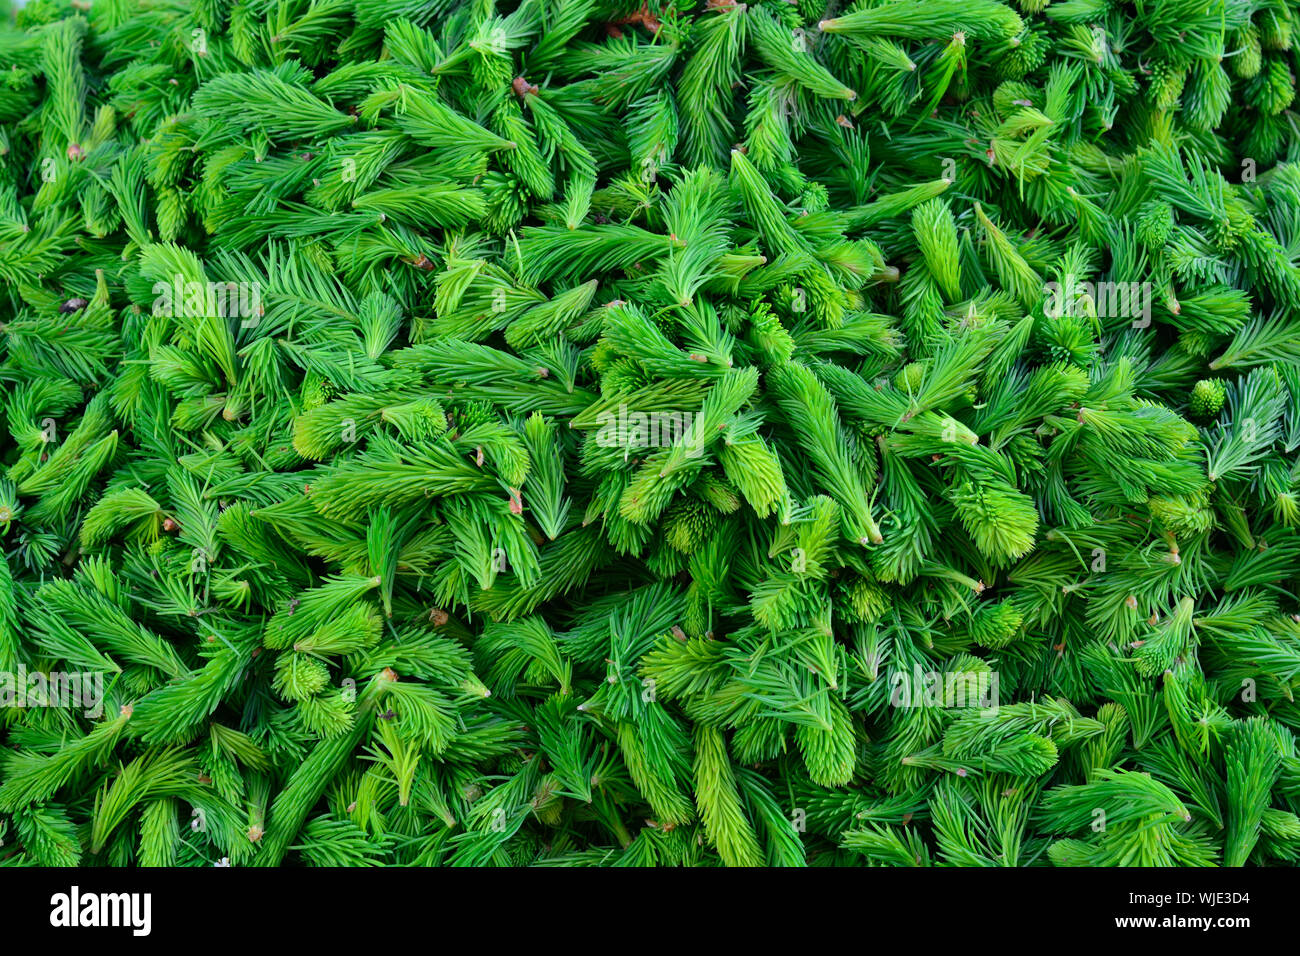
[1,0,1299,867]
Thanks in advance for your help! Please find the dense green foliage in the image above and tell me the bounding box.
[1,0,1300,867]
